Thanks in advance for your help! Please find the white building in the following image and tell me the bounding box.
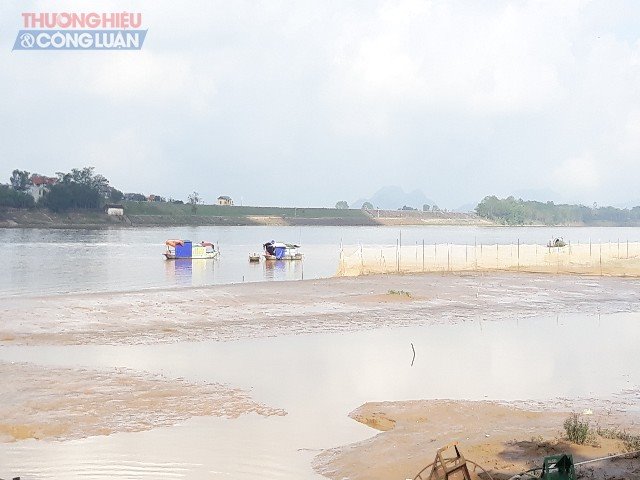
[217,195,233,206]
[28,174,57,202]
[104,204,125,216]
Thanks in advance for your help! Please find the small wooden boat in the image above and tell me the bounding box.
[263,241,303,261]
[164,240,219,260]
[547,237,567,248]
[249,253,261,262]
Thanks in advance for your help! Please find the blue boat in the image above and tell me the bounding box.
[262,241,302,260]
[164,240,219,260]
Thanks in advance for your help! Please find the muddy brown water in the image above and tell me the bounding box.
[1,311,640,479]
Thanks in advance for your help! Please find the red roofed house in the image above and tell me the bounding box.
[28,174,57,202]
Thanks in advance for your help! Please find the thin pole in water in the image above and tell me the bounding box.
[600,241,603,275]
[399,230,402,271]
[410,343,416,367]
[475,237,477,270]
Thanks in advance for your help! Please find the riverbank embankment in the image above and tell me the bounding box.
[0,204,492,228]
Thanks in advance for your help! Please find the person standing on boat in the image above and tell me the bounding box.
[264,240,276,255]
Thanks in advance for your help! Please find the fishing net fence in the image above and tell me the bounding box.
[337,241,640,277]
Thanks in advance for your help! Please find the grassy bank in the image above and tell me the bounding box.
[0,203,491,228]
[0,208,129,228]
[123,202,372,218]
[123,202,490,226]
[122,202,379,226]
[0,204,379,228]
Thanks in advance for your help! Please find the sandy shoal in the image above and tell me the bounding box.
[314,400,640,480]
[2,273,640,346]
[4,273,640,479]
[0,361,285,443]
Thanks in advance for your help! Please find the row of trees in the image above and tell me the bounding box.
[4,168,200,213]
[335,201,442,211]
[3,167,123,212]
[0,184,35,207]
[475,196,640,225]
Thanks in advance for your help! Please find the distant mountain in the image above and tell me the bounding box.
[454,203,477,213]
[353,186,436,210]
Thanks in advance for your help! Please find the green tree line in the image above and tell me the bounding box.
[2,167,123,212]
[476,195,640,225]
[0,185,35,208]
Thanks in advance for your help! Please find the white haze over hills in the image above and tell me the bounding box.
[509,189,640,210]
[509,188,564,204]
[352,186,436,211]
[3,1,640,209]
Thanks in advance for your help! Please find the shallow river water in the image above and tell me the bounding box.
[1,311,639,479]
[3,225,640,478]
[3,225,640,297]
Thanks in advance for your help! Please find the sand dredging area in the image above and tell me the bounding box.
[3,272,640,479]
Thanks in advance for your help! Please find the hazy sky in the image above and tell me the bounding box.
[2,1,640,208]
